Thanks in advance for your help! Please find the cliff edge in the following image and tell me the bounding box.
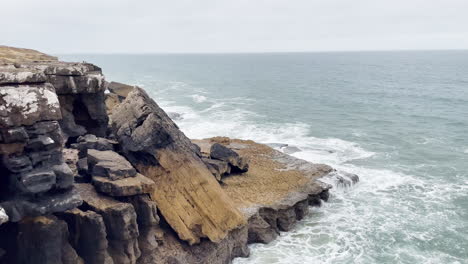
[0,48,344,264]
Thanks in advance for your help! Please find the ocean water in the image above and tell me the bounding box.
[62,51,468,264]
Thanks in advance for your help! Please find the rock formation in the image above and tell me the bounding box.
[0,47,345,264]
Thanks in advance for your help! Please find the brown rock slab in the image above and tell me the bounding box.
[92,173,155,197]
[111,87,245,245]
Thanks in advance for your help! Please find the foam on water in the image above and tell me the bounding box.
[59,52,468,263]
[151,91,467,264]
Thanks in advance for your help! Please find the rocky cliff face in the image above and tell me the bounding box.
[0,47,339,264]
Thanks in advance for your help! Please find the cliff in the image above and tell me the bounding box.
[0,47,348,264]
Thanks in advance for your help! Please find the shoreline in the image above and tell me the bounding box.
[0,46,358,264]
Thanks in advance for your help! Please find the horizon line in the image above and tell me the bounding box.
[56,48,468,56]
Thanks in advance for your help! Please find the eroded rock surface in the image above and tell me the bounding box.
[111,87,246,245]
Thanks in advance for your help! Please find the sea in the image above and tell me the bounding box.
[62,51,468,264]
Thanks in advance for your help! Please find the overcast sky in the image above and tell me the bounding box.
[2,0,468,53]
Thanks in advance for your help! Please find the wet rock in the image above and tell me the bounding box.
[210,143,249,173]
[247,213,278,244]
[16,215,83,264]
[202,157,231,181]
[59,208,114,264]
[87,150,136,180]
[167,112,183,121]
[92,173,155,197]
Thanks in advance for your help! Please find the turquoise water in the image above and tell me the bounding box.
[63,51,468,263]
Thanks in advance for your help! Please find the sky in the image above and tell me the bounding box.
[1,0,468,53]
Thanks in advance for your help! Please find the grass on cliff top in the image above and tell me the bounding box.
[0,45,57,63]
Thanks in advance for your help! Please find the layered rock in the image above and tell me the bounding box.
[111,87,246,245]
[0,66,81,223]
[0,48,352,264]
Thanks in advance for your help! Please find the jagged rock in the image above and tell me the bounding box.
[247,213,278,244]
[1,187,82,222]
[76,184,141,264]
[59,208,114,264]
[87,150,136,180]
[121,195,160,263]
[122,195,159,227]
[0,207,8,225]
[92,174,155,197]
[108,82,134,98]
[210,143,249,172]
[111,87,245,245]
[202,157,231,181]
[16,215,83,264]
[0,83,61,127]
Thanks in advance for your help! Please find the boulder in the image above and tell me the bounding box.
[111,87,245,245]
[92,174,155,197]
[210,143,249,172]
[87,149,136,180]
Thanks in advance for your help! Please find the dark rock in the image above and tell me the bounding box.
[25,135,56,151]
[0,127,28,143]
[16,215,83,264]
[87,149,136,180]
[1,187,82,222]
[210,143,249,172]
[59,208,113,264]
[247,213,278,244]
[277,207,296,231]
[202,157,231,181]
[2,155,32,173]
[14,168,56,194]
[76,184,141,264]
[53,162,74,190]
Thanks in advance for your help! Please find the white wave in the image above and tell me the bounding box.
[148,87,465,264]
[190,94,208,103]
